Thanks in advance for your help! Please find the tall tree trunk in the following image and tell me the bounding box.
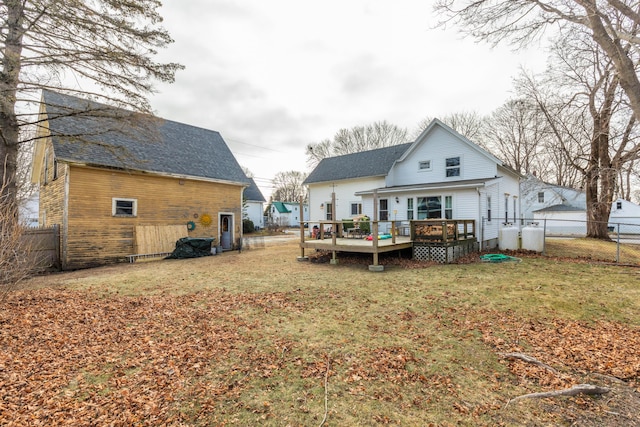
[0,1,24,211]
[580,1,640,122]
[585,115,614,240]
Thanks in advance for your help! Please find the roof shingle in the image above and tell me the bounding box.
[42,90,249,185]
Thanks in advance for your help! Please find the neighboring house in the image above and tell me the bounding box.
[268,201,309,227]
[19,192,40,228]
[243,178,266,230]
[522,174,640,234]
[303,118,522,249]
[520,174,585,221]
[31,90,250,269]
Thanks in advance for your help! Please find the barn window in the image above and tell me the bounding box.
[112,198,137,217]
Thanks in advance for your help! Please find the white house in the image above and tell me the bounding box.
[522,174,640,235]
[520,174,585,221]
[268,201,309,227]
[19,192,40,228]
[243,178,266,230]
[303,119,522,249]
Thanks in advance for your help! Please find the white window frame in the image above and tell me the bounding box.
[418,160,432,171]
[112,198,138,217]
[445,156,461,178]
[350,202,362,216]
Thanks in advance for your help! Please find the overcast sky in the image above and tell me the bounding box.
[150,0,547,198]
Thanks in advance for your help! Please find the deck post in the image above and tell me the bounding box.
[330,192,338,264]
[369,190,384,271]
[297,196,308,262]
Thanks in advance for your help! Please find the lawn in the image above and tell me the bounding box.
[1,241,639,426]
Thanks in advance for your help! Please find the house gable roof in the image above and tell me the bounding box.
[396,118,502,166]
[40,90,249,185]
[303,142,413,185]
[271,201,291,213]
[243,178,266,202]
[534,204,584,213]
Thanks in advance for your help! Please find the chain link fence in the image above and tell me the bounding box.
[520,218,640,265]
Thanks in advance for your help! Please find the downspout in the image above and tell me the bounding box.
[476,187,482,251]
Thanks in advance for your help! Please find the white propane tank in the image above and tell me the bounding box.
[499,224,519,250]
[522,222,545,252]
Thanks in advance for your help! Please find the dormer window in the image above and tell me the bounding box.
[445,157,461,177]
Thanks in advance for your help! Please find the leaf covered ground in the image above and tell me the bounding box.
[1,241,639,426]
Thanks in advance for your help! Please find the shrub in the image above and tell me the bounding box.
[242,218,255,234]
[1,198,34,301]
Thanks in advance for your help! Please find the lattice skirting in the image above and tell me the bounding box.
[413,240,478,263]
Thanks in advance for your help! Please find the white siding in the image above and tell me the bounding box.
[244,201,264,229]
[533,211,587,235]
[307,177,384,222]
[389,125,498,187]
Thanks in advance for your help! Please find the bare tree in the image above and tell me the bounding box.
[413,111,486,142]
[483,99,549,176]
[271,171,308,202]
[434,0,640,122]
[306,121,408,167]
[0,180,34,301]
[0,0,183,211]
[516,29,640,239]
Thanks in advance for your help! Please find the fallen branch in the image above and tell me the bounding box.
[508,383,610,405]
[499,352,558,374]
[319,356,330,427]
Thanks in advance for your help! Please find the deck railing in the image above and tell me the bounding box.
[305,219,476,242]
[411,219,476,242]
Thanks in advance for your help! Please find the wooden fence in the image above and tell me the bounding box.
[23,224,61,271]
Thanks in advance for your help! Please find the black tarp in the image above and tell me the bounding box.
[166,237,215,259]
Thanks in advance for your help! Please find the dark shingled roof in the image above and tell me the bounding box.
[243,178,266,202]
[533,204,585,213]
[42,90,249,185]
[303,143,413,184]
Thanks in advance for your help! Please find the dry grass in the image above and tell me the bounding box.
[545,237,640,265]
[4,240,640,426]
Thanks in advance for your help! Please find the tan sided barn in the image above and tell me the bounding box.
[31,90,250,269]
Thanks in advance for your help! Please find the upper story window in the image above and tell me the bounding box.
[538,192,545,203]
[445,157,460,177]
[112,198,137,217]
[418,160,432,171]
[616,201,622,210]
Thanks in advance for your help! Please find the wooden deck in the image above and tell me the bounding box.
[301,235,413,254]
[297,219,477,271]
